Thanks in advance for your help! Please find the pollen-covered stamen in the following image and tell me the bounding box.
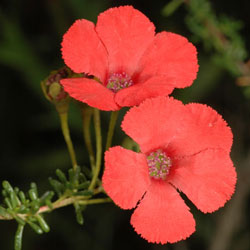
[106,72,133,93]
[147,149,172,180]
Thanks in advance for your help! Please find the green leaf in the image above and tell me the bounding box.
[74,190,93,196]
[68,167,80,186]
[81,166,92,178]
[13,215,26,226]
[4,197,13,209]
[36,215,50,233]
[45,199,53,210]
[14,224,25,250]
[14,187,19,194]
[74,203,84,225]
[2,180,14,193]
[77,181,90,189]
[39,191,54,205]
[2,190,7,197]
[28,189,38,201]
[79,173,87,182]
[18,191,26,204]
[55,169,68,184]
[30,183,38,197]
[17,205,29,214]
[30,201,40,214]
[48,177,64,196]
[0,206,9,218]
[10,192,21,208]
[27,220,43,234]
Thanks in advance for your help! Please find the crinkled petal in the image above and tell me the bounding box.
[136,32,198,88]
[131,182,195,244]
[61,19,108,82]
[115,76,174,107]
[168,103,233,156]
[121,97,189,154]
[96,6,155,76]
[169,149,237,213]
[103,146,150,209]
[61,78,119,111]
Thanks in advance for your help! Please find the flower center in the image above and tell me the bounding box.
[147,149,172,180]
[106,72,133,93]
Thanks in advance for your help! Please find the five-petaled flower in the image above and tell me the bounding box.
[102,96,236,244]
[60,6,198,111]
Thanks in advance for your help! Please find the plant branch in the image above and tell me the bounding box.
[0,196,111,221]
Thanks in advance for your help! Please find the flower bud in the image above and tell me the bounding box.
[41,66,72,103]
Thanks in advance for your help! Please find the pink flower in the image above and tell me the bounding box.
[102,96,236,243]
[60,6,198,111]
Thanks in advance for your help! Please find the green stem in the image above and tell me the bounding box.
[78,198,111,205]
[105,111,119,151]
[0,197,111,220]
[81,107,95,171]
[89,109,102,191]
[59,112,78,170]
[40,197,111,213]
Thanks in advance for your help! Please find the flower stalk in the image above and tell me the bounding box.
[88,109,102,191]
[81,105,96,171]
[59,111,78,170]
[105,111,119,151]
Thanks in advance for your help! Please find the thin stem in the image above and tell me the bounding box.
[39,197,111,213]
[105,111,119,151]
[59,112,77,170]
[89,109,102,191]
[78,198,111,205]
[0,197,111,220]
[81,107,95,171]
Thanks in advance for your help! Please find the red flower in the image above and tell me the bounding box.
[60,6,198,111]
[102,96,236,243]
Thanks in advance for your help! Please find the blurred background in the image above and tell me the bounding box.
[1,0,250,249]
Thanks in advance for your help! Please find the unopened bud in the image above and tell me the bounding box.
[41,66,72,102]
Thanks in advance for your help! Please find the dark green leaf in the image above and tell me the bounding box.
[0,206,9,218]
[48,177,64,196]
[2,180,14,193]
[18,191,26,204]
[77,181,90,189]
[74,190,93,196]
[14,224,25,250]
[55,169,67,184]
[36,214,50,232]
[27,220,43,234]
[74,203,84,225]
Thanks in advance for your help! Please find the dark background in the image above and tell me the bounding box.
[1,0,250,249]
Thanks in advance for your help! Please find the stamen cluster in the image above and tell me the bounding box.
[147,149,172,180]
[106,72,133,93]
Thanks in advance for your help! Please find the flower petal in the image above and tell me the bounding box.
[60,78,119,111]
[61,19,108,81]
[115,76,174,107]
[168,103,233,156]
[169,149,237,213]
[96,6,155,76]
[136,32,198,88]
[131,182,195,244]
[121,97,189,154]
[103,146,150,209]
